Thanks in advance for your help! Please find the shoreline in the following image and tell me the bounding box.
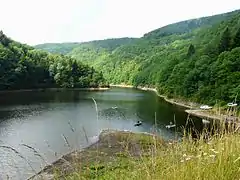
[137,87,198,109]
[186,109,240,122]
[0,87,110,94]
[110,84,239,121]
[29,129,163,180]
[110,84,198,109]
[185,109,223,121]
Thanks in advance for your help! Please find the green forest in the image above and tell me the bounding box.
[0,31,107,90]
[37,9,240,105]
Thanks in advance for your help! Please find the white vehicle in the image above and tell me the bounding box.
[200,105,212,110]
[227,103,238,107]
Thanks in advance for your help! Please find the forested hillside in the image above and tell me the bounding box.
[144,9,240,39]
[36,38,136,57]
[35,43,80,55]
[0,31,107,90]
[67,9,240,105]
[68,38,136,64]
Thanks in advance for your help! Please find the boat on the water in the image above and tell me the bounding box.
[134,121,142,126]
[166,122,176,129]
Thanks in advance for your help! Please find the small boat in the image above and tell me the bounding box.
[202,119,210,124]
[227,103,238,107]
[166,122,176,129]
[134,121,142,126]
[200,105,212,110]
[111,106,118,109]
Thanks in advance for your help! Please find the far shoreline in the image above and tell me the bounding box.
[110,84,198,109]
[0,87,110,94]
[110,84,239,122]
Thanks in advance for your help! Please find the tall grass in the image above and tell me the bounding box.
[64,127,240,180]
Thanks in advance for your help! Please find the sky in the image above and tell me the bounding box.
[0,0,240,45]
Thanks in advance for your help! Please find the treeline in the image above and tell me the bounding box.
[35,43,80,55]
[0,31,107,90]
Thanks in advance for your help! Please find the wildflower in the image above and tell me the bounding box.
[186,157,191,161]
[180,159,184,163]
[203,153,207,156]
[183,154,187,157]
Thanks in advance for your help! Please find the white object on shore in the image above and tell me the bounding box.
[200,105,212,110]
[227,103,238,107]
[112,106,118,109]
[202,119,210,124]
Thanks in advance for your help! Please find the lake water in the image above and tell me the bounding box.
[0,87,201,179]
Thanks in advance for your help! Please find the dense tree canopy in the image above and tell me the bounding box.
[0,33,107,90]
[218,27,231,53]
[233,28,240,48]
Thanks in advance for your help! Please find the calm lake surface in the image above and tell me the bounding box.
[0,87,201,179]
